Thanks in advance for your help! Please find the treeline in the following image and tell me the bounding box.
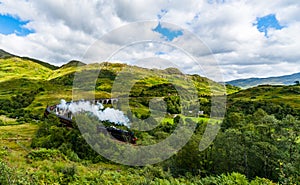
[165,109,299,184]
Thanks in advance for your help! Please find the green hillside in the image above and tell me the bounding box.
[228,84,300,110]
[0,49,58,70]
[0,57,52,82]
[0,52,235,115]
[0,50,299,184]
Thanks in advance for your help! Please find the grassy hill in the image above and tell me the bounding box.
[0,50,236,114]
[0,49,58,70]
[0,57,52,83]
[1,49,299,117]
[0,50,299,184]
[227,72,300,88]
[228,84,300,109]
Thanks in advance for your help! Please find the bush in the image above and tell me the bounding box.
[26,148,64,161]
[0,147,8,157]
[56,165,77,184]
[58,143,81,162]
[198,172,258,185]
[0,160,12,185]
[0,119,4,126]
[250,177,274,185]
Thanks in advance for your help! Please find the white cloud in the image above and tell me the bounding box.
[0,0,299,81]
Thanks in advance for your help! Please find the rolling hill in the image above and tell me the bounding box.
[0,49,233,115]
[227,72,300,88]
[0,49,58,70]
[2,49,300,113]
[228,84,300,111]
[0,49,299,184]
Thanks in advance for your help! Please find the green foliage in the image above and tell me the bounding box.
[31,115,101,162]
[0,119,4,126]
[164,96,181,114]
[198,172,274,185]
[0,88,43,124]
[0,160,12,185]
[214,111,299,182]
[56,165,77,184]
[249,177,274,185]
[0,160,36,185]
[26,148,63,161]
[58,143,81,162]
[50,72,75,86]
[225,99,298,122]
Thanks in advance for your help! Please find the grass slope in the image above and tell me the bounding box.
[228,84,300,111]
[0,52,235,114]
[2,49,299,116]
[2,49,299,118]
[0,57,52,82]
[0,49,58,70]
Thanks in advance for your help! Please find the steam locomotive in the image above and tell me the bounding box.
[44,104,137,144]
[97,126,137,144]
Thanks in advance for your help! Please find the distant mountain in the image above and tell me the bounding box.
[226,72,300,88]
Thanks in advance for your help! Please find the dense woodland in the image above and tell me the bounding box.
[0,52,299,184]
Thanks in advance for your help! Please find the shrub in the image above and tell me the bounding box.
[250,177,275,185]
[0,119,4,126]
[26,148,64,161]
[0,147,8,157]
[0,161,12,185]
[56,165,77,184]
[58,143,81,162]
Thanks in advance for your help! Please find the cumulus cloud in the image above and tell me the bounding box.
[0,0,299,81]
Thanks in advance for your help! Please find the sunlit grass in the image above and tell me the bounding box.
[0,115,16,125]
[229,85,300,110]
[0,57,52,82]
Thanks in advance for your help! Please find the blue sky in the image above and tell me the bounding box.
[255,14,284,37]
[152,22,183,41]
[0,14,34,36]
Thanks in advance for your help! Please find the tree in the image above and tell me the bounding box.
[294,80,300,86]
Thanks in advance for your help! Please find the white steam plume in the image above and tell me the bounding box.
[55,99,130,128]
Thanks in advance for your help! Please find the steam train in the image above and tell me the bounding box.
[97,126,137,144]
[44,103,137,144]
